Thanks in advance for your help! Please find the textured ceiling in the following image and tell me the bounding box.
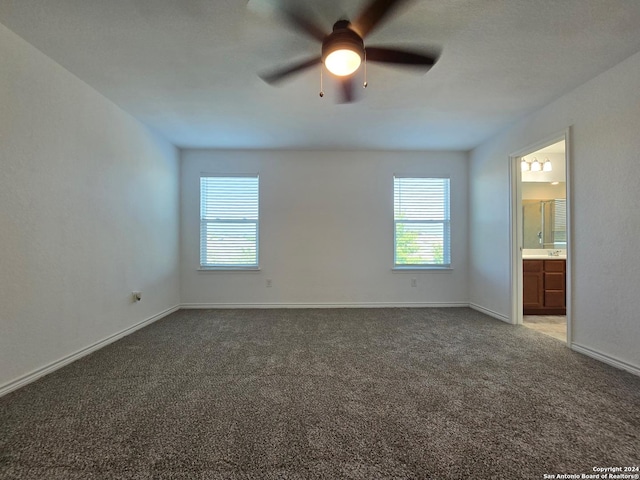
[2,0,640,150]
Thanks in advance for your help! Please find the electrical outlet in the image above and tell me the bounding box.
[411,279,417,287]
[266,279,272,288]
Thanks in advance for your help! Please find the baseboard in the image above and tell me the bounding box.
[571,343,640,377]
[180,302,470,309]
[0,305,180,398]
[469,303,512,324]
[4,305,637,396]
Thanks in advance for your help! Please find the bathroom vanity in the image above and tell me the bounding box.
[523,258,566,315]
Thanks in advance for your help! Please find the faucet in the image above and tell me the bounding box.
[548,250,562,256]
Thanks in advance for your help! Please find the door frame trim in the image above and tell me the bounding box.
[508,127,572,345]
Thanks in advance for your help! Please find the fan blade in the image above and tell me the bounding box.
[338,77,355,103]
[278,5,327,42]
[365,46,439,68]
[352,0,411,38]
[259,57,322,84]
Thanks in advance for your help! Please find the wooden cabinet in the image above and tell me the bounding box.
[523,259,566,315]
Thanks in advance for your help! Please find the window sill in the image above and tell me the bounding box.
[198,267,261,272]
[392,267,453,273]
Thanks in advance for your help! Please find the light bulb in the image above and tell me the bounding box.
[543,159,552,171]
[530,158,541,172]
[521,159,530,172]
[325,49,362,76]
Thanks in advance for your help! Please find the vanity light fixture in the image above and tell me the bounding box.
[522,156,552,173]
[530,157,542,172]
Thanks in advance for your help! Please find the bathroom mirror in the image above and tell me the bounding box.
[522,198,566,249]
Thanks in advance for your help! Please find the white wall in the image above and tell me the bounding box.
[0,24,181,392]
[522,182,566,200]
[469,50,640,371]
[181,150,469,307]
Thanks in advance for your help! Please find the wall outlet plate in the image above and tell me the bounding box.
[132,291,142,302]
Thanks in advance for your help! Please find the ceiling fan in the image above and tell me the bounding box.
[258,0,441,103]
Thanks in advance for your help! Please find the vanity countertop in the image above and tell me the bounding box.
[522,249,566,260]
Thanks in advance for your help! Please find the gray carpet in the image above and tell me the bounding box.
[1,308,639,479]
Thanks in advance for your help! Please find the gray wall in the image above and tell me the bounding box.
[180,150,469,307]
[469,50,640,372]
[0,24,181,392]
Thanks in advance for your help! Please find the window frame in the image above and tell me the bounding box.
[199,173,260,271]
[393,174,452,270]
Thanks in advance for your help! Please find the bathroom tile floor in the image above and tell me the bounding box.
[523,315,567,342]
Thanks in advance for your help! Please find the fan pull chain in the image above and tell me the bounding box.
[319,64,325,98]
[363,50,368,88]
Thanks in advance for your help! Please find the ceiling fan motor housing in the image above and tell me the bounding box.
[321,20,365,65]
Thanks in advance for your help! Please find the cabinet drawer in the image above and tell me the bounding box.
[524,260,543,272]
[544,260,565,272]
[545,272,565,290]
[545,290,565,308]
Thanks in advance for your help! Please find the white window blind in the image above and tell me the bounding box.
[394,176,451,268]
[200,175,259,268]
[553,199,567,246]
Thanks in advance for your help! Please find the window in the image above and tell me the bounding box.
[394,176,451,268]
[200,175,259,269]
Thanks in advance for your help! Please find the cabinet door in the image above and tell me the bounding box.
[523,261,544,310]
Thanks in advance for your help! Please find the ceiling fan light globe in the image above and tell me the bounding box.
[325,49,362,76]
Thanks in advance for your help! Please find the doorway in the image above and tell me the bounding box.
[510,130,571,345]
